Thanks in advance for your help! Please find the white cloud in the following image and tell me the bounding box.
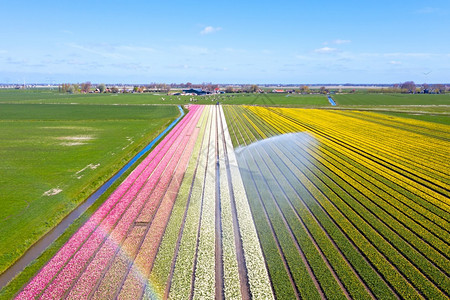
[389,60,402,65]
[333,39,351,44]
[359,52,444,59]
[224,47,246,53]
[117,46,155,53]
[323,39,351,45]
[179,45,210,55]
[200,26,222,35]
[314,47,338,54]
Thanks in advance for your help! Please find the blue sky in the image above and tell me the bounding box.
[1,0,449,84]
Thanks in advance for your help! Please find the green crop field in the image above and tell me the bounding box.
[0,89,329,106]
[333,93,450,106]
[376,111,450,126]
[2,89,449,108]
[0,102,179,274]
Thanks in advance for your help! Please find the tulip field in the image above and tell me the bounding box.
[15,105,273,299]
[224,105,450,299]
[11,102,450,299]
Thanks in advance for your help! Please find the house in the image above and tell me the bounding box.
[182,88,209,95]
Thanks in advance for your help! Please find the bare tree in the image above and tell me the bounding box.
[400,81,416,93]
[225,86,234,93]
[81,81,91,93]
[432,84,445,94]
[300,85,310,94]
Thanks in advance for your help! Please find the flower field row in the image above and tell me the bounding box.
[16,105,273,299]
[165,105,272,299]
[224,105,449,299]
[16,105,203,299]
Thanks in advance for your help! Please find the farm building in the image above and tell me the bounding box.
[182,88,210,95]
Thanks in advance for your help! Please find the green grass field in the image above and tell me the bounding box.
[0,103,179,274]
[2,89,449,108]
[333,93,450,105]
[376,111,450,126]
[0,89,329,106]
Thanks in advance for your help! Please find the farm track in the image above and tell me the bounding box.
[225,105,450,299]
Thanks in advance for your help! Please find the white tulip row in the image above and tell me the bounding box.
[169,106,273,299]
[193,106,217,299]
[169,107,212,299]
[220,106,274,299]
[218,106,243,299]
[144,106,210,299]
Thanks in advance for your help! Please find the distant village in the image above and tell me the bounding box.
[0,81,448,95]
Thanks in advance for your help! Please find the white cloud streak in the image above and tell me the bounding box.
[323,39,351,45]
[200,26,222,35]
[67,43,126,59]
[314,47,338,54]
[333,39,351,44]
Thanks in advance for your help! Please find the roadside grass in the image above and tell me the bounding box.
[0,103,178,274]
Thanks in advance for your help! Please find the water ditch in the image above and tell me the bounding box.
[327,96,337,106]
[0,105,185,289]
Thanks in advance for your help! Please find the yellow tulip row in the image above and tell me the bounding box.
[223,105,450,299]
[274,108,449,195]
[247,107,449,208]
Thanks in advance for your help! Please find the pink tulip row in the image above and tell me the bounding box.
[92,106,204,299]
[91,226,146,300]
[37,106,202,299]
[16,105,203,299]
[118,121,203,298]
